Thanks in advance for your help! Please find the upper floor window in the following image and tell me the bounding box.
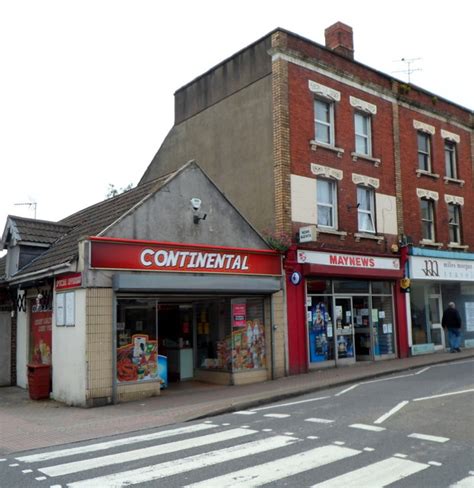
[314,99,334,146]
[420,198,435,241]
[448,203,461,244]
[357,186,375,233]
[354,112,372,156]
[317,178,337,229]
[444,140,457,179]
[417,132,432,172]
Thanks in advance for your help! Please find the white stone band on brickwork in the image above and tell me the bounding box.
[352,173,380,188]
[416,188,439,201]
[444,194,464,205]
[413,120,435,134]
[308,80,341,101]
[311,163,343,180]
[349,96,377,114]
[440,129,460,143]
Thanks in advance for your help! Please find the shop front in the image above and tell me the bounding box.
[87,237,282,401]
[408,248,474,355]
[293,249,404,370]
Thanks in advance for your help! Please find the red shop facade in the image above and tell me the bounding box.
[284,247,408,374]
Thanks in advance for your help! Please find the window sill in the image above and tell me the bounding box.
[310,140,344,158]
[354,232,384,244]
[317,227,347,240]
[351,152,381,167]
[443,176,465,187]
[419,239,443,249]
[416,169,440,179]
[447,243,469,251]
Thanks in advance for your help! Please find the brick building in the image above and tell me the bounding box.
[140,22,473,373]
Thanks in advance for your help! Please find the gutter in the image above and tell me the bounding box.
[8,262,74,285]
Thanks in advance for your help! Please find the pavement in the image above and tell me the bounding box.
[0,349,473,455]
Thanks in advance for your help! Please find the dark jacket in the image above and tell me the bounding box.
[442,307,462,329]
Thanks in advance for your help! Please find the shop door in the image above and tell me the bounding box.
[0,312,11,385]
[334,297,355,364]
[353,296,372,361]
[428,294,445,350]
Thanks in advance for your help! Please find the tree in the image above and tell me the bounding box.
[106,183,134,198]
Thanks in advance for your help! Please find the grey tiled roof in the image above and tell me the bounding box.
[6,216,71,246]
[15,174,173,277]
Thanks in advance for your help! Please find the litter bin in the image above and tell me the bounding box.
[27,363,51,400]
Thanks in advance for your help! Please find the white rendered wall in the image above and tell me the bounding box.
[16,302,28,388]
[291,174,317,224]
[52,289,87,406]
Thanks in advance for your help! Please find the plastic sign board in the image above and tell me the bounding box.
[56,273,82,290]
[297,250,400,270]
[409,256,474,281]
[89,237,281,276]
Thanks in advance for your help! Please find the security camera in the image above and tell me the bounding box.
[190,198,202,211]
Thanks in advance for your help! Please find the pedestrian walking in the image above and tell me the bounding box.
[442,302,462,353]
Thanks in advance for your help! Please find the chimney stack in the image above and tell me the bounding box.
[325,22,354,59]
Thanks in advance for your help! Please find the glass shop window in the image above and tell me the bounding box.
[116,299,158,383]
[333,280,370,294]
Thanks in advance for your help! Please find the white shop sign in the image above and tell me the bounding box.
[410,256,474,281]
[297,250,400,270]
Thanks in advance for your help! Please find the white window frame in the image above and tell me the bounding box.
[420,198,435,241]
[317,178,337,229]
[444,140,457,179]
[357,186,376,233]
[314,98,335,146]
[417,131,432,172]
[354,112,372,156]
[447,203,461,244]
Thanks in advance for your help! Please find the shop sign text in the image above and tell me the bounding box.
[410,256,474,281]
[297,250,400,270]
[89,238,281,276]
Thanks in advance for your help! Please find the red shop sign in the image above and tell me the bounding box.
[56,272,82,290]
[89,237,281,276]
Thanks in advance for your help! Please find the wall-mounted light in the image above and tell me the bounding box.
[191,198,207,224]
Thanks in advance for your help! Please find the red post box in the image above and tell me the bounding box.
[27,364,51,400]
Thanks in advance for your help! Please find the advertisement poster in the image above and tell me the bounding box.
[233,319,265,370]
[116,334,160,384]
[232,303,247,328]
[309,302,332,362]
[31,307,52,364]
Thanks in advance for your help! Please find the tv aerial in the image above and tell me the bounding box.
[393,57,422,83]
[14,201,37,219]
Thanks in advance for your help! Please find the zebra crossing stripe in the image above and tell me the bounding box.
[450,475,474,487]
[16,423,217,463]
[311,456,429,487]
[39,428,256,477]
[185,444,360,487]
[66,435,298,488]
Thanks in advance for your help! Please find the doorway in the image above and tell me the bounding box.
[428,294,445,350]
[333,297,355,364]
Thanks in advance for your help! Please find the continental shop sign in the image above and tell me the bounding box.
[410,256,474,281]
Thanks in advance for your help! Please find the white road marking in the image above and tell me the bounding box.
[240,425,250,428]
[233,411,256,415]
[374,400,409,424]
[67,435,298,488]
[0,459,6,462]
[363,447,375,452]
[253,396,330,411]
[22,469,33,473]
[334,441,345,445]
[36,477,47,481]
[9,463,19,467]
[408,433,449,443]
[311,456,429,487]
[428,461,442,466]
[450,474,474,487]
[284,432,294,436]
[16,423,217,463]
[394,453,408,458]
[307,436,319,439]
[305,417,334,424]
[203,421,214,423]
[222,423,230,426]
[363,373,414,384]
[349,423,386,432]
[335,384,360,396]
[186,445,361,488]
[262,429,272,432]
[433,359,474,367]
[414,366,431,375]
[413,389,474,402]
[40,428,256,477]
[50,485,62,488]
[263,413,290,419]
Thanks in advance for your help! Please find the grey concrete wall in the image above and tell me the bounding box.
[174,36,272,123]
[140,76,274,232]
[108,163,269,249]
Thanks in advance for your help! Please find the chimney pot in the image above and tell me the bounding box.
[325,22,354,59]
